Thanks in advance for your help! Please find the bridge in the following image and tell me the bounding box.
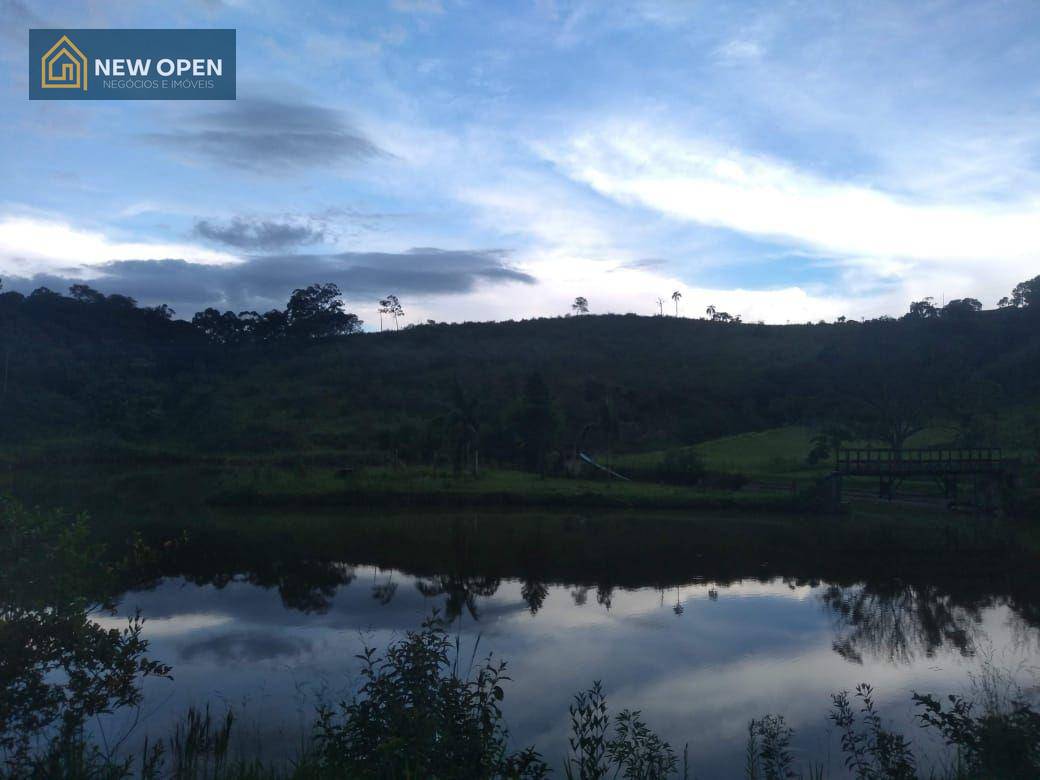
[831,447,1015,506]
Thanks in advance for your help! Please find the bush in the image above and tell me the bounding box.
[311,615,548,779]
[565,681,679,780]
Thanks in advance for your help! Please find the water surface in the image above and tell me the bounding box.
[86,508,1040,777]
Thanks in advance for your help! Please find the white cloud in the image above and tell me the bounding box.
[400,248,854,326]
[0,215,239,276]
[459,183,618,254]
[538,124,1040,310]
[715,38,764,62]
[546,125,1040,266]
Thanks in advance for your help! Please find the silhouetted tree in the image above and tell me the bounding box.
[832,343,940,451]
[571,296,589,315]
[287,283,361,339]
[105,293,137,309]
[68,284,104,304]
[1000,275,1040,309]
[671,290,682,316]
[905,298,939,320]
[145,303,175,321]
[192,308,245,344]
[941,298,982,318]
[703,304,737,323]
[193,308,224,341]
[379,294,404,331]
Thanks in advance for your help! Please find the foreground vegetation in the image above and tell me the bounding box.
[7,617,1039,779]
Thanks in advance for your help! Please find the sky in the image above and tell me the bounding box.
[2,0,1039,326]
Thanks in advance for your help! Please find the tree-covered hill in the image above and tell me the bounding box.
[2,279,1039,468]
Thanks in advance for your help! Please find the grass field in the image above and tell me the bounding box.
[206,464,811,511]
[616,424,1036,478]
[6,420,1035,515]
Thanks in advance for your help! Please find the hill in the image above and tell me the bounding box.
[2,282,1040,473]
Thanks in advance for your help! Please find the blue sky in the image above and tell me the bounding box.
[2,0,1039,325]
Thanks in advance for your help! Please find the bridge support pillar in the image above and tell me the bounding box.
[879,476,894,500]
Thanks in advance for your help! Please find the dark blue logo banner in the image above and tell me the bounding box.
[29,29,236,100]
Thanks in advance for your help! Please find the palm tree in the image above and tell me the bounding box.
[390,295,404,329]
[671,290,682,316]
[706,304,717,320]
[379,294,404,330]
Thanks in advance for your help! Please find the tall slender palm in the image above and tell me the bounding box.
[379,294,403,330]
[671,290,682,316]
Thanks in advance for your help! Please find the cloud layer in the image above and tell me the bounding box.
[5,1,1040,325]
[545,125,1040,269]
[194,216,329,251]
[4,248,535,314]
[144,97,384,172]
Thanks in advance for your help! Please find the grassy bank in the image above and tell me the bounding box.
[5,423,1035,514]
[205,465,810,511]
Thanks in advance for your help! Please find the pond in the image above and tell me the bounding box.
[76,505,1040,777]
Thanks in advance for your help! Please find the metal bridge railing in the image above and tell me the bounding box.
[835,448,1005,476]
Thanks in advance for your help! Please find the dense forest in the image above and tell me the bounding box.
[1,276,1039,469]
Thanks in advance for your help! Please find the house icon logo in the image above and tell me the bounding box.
[41,34,87,91]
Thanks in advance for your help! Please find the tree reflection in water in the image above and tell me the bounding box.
[520,579,549,614]
[821,582,985,664]
[415,574,502,621]
[371,573,398,606]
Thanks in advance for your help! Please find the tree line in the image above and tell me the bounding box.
[2,274,1039,471]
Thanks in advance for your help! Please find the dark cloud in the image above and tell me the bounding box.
[615,257,666,271]
[4,248,535,315]
[194,217,328,251]
[143,97,384,172]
